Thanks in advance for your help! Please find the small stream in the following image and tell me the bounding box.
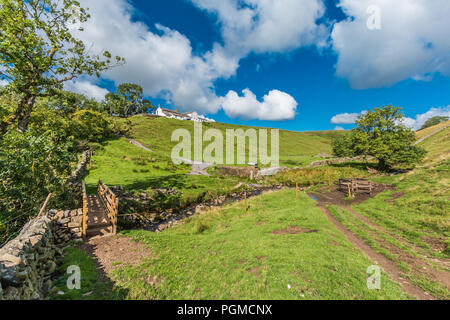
[122,185,286,233]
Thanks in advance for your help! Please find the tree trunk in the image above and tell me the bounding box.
[377,158,390,171]
[0,94,36,136]
[16,95,36,133]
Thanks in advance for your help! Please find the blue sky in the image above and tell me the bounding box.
[66,0,450,131]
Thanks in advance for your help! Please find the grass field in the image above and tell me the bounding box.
[84,116,346,207]
[322,124,450,299]
[417,124,450,167]
[90,189,408,300]
[123,116,345,168]
[71,117,449,300]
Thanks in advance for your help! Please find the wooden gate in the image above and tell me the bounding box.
[339,178,373,196]
[98,180,119,235]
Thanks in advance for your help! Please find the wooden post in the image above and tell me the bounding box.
[244,192,247,212]
[82,181,88,241]
[38,193,53,217]
[347,184,352,198]
[296,182,299,198]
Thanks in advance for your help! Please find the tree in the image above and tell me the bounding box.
[104,83,154,117]
[419,116,449,131]
[0,0,124,135]
[332,105,427,171]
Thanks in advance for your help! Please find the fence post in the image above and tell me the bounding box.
[38,193,53,217]
[296,182,299,198]
[244,192,247,213]
[82,181,88,241]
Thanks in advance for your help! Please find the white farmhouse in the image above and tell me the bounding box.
[155,106,215,122]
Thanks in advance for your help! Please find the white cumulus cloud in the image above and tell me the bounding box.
[222,89,298,121]
[332,0,450,89]
[331,111,367,124]
[331,107,450,130]
[67,0,322,119]
[401,106,450,130]
[64,80,109,101]
[190,0,328,55]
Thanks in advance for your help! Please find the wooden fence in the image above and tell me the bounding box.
[98,180,118,235]
[82,181,89,240]
[339,178,373,196]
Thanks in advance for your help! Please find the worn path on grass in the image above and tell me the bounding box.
[341,205,450,272]
[79,234,153,282]
[310,185,450,291]
[414,122,450,145]
[318,205,432,300]
[129,137,213,176]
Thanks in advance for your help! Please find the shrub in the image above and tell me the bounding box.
[194,219,210,234]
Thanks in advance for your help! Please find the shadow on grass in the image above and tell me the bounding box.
[76,241,129,300]
[84,172,192,194]
[330,161,378,171]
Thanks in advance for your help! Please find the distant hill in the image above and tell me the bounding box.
[122,116,346,167]
[416,120,450,167]
[416,120,450,141]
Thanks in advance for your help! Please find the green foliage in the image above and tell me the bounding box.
[419,116,449,131]
[332,105,427,170]
[0,129,75,244]
[104,83,154,117]
[69,109,113,142]
[0,90,114,244]
[0,0,123,133]
[44,90,105,115]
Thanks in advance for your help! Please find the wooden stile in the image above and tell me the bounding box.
[82,181,88,240]
[97,180,118,235]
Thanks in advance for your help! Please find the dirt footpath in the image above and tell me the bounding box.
[79,235,152,280]
[310,183,450,300]
[318,205,433,300]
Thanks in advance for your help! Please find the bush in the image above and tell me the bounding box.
[194,219,210,234]
[69,109,113,142]
[0,130,75,244]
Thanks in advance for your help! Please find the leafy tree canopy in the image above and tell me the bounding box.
[332,105,427,171]
[105,83,155,117]
[0,0,124,134]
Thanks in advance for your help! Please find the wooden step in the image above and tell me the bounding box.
[87,226,113,237]
[88,222,111,229]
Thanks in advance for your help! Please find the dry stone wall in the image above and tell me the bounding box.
[0,209,83,300]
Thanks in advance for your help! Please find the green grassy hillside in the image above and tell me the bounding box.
[85,116,345,200]
[324,125,450,299]
[417,123,450,168]
[75,116,450,300]
[124,116,344,167]
[109,190,408,300]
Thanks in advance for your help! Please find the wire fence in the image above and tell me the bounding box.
[0,193,52,248]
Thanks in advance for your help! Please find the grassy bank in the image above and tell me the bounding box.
[108,189,408,300]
